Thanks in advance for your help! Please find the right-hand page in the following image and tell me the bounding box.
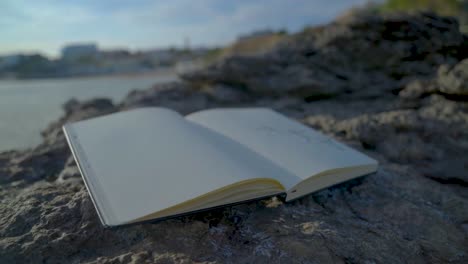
[186,108,377,182]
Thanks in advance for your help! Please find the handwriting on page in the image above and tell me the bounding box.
[256,125,346,151]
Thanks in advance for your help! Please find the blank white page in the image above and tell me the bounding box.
[65,107,298,226]
[186,108,377,181]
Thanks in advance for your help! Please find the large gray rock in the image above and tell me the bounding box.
[184,12,467,99]
[1,90,467,263]
[438,58,468,96]
[400,58,468,100]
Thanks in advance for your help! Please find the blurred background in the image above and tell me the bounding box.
[0,0,466,151]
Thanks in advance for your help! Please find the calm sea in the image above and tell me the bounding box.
[0,72,177,152]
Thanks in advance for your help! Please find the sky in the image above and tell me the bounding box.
[0,0,370,57]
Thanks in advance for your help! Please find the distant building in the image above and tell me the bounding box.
[61,44,98,60]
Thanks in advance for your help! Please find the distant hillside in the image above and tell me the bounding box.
[199,31,288,67]
[380,0,461,16]
[209,0,468,65]
[221,31,287,58]
[346,0,468,33]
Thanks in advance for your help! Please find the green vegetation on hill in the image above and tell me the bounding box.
[221,33,286,58]
[379,0,468,32]
[380,0,462,16]
[201,31,287,65]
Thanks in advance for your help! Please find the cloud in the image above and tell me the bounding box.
[0,0,369,56]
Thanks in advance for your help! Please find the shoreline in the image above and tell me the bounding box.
[0,67,178,82]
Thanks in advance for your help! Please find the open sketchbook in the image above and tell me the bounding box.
[63,107,378,227]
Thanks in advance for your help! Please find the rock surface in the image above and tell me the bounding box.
[183,12,467,99]
[1,12,468,263]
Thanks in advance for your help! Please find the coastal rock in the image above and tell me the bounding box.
[121,82,213,114]
[398,78,436,99]
[437,58,468,96]
[201,84,253,104]
[56,156,81,183]
[184,12,467,99]
[399,59,468,100]
[1,12,468,263]
[307,96,468,184]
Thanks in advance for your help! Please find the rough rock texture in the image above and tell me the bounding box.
[1,13,468,263]
[183,12,468,99]
[400,58,468,100]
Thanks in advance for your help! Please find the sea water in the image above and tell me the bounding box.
[0,72,177,151]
